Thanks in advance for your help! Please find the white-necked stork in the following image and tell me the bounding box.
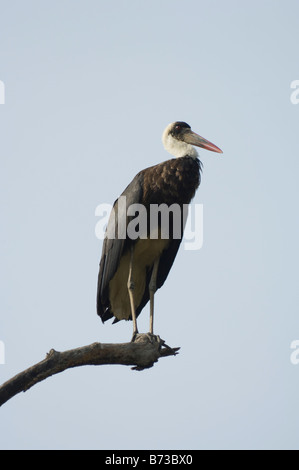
[97,121,222,339]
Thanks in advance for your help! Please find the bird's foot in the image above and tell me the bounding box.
[131,332,163,346]
[130,333,180,371]
[145,333,162,345]
[131,331,179,359]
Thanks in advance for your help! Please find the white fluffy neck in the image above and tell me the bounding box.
[162,126,198,159]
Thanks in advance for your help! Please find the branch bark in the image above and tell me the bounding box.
[0,334,179,407]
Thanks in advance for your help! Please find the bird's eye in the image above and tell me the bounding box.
[175,125,181,131]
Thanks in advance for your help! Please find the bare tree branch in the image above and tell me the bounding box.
[0,334,179,407]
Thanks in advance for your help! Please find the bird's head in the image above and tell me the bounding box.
[162,121,223,159]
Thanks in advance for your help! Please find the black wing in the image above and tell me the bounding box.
[96,172,144,322]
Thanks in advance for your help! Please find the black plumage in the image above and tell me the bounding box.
[96,121,222,337]
[97,155,201,322]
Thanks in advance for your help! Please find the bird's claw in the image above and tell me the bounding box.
[131,332,162,346]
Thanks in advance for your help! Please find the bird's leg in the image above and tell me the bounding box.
[149,258,159,335]
[128,244,138,341]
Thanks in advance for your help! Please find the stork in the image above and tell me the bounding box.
[97,121,222,340]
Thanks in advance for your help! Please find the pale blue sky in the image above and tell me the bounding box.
[1,0,299,450]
